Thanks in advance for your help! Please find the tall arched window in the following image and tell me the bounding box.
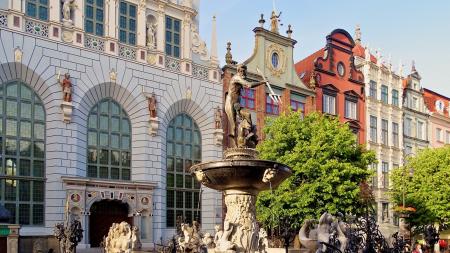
[87,98,131,180]
[0,81,45,225]
[166,114,201,227]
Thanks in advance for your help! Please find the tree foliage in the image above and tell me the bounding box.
[256,112,376,231]
[391,146,450,227]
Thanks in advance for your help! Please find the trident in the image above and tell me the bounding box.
[256,67,281,105]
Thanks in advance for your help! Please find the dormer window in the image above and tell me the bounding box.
[436,100,445,113]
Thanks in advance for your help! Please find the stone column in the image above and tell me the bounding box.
[137,0,147,47]
[7,225,20,253]
[222,190,259,253]
[156,3,165,52]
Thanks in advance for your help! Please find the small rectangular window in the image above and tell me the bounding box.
[369,80,377,99]
[381,85,388,103]
[290,93,306,116]
[118,1,137,45]
[240,88,255,110]
[266,94,279,115]
[392,89,399,106]
[323,94,336,115]
[165,16,181,58]
[344,99,357,120]
[85,0,104,36]
[370,116,377,142]
[26,0,48,21]
[381,119,388,145]
[436,128,442,142]
[382,162,389,189]
[392,122,399,147]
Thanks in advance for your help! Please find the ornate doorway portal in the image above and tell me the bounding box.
[89,200,132,247]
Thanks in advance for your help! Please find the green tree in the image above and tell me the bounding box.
[391,146,450,228]
[256,111,376,231]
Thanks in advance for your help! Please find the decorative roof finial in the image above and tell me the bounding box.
[398,59,403,77]
[225,42,233,65]
[259,14,265,28]
[355,24,361,44]
[411,60,416,72]
[286,24,293,38]
[210,15,218,66]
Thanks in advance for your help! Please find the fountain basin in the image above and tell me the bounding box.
[189,159,292,192]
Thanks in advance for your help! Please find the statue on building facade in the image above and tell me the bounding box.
[146,22,157,49]
[148,92,157,118]
[214,106,222,129]
[224,64,265,148]
[62,0,76,23]
[191,24,209,60]
[270,11,282,33]
[57,72,73,102]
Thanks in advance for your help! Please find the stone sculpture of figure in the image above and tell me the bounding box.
[53,220,83,253]
[262,168,277,183]
[213,225,223,246]
[178,223,201,253]
[104,221,135,253]
[202,233,215,249]
[214,106,222,129]
[270,11,281,33]
[191,25,208,60]
[317,213,333,252]
[215,221,236,252]
[258,228,269,253]
[365,46,371,61]
[131,226,142,250]
[148,92,157,118]
[225,64,265,148]
[146,22,157,49]
[62,0,76,21]
[58,72,72,102]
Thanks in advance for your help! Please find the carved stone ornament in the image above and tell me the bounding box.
[14,47,22,62]
[213,129,223,146]
[191,24,209,61]
[146,22,157,49]
[62,0,76,26]
[60,101,73,124]
[149,117,159,136]
[266,44,286,77]
[147,53,156,65]
[104,222,142,253]
[110,69,117,81]
[62,29,74,43]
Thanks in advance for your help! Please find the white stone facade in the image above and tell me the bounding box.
[0,0,222,249]
[354,45,404,236]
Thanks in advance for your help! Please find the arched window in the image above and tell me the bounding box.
[166,114,201,227]
[0,81,45,225]
[87,98,131,180]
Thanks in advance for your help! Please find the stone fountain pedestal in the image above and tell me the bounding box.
[190,148,291,253]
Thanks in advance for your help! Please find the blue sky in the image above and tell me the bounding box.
[198,0,450,96]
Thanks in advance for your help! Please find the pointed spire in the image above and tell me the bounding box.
[398,59,403,76]
[286,24,292,38]
[364,44,371,62]
[411,60,416,72]
[355,24,361,45]
[210,16,218,66]
[225,42,233,65]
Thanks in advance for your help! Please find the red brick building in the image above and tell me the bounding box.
[222,14,316,147]
[295,29,366,143]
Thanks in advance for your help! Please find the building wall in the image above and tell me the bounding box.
[354,45,404,236]
[0,0,222,249]
[403,73,429,156]
[222,17,315,146]
[423,88,450,148]
[295,29,366,144]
